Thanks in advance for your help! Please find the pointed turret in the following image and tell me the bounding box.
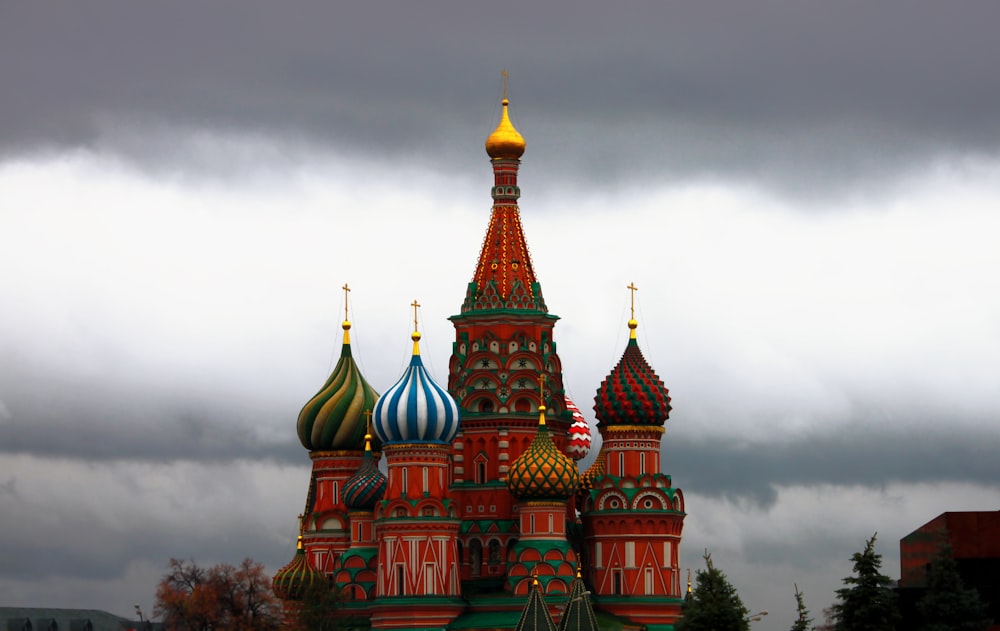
[514,577,558,631]
[558,569,599,631]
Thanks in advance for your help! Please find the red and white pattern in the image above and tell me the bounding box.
[564,395,592,461]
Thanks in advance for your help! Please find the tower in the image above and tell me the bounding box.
[332,426,387,613]
[295,286,380,574]
[447,87,574,594]
[369,306,465,630]
[505,377,581,595]
[580,287,686,628]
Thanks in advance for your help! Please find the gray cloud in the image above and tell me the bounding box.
[667,420,1000,507]
[3,2,1000,193]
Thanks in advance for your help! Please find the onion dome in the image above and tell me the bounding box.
[272,536,324,601]
[593,318,671,427]
[564,395,592,461]
[374,327,460,445]
[342,433,386,510]
[297,319,380,451]
[507,398,580,500]
[485,98,526,161]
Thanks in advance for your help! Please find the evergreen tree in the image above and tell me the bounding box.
[831,533,899,631]
[916,543,991,631]
[676,551,750,631]
[789,584,812,631]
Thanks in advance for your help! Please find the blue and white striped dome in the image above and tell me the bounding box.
[373,333,460,445]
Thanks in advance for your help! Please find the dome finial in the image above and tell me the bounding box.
[485,71,526,160]
[537,373,547,426]
[627,281,639,340]
[342,283,352,343]
[410,299,422,354]
[364,409,373,453]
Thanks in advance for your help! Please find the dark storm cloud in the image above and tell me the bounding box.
[3,1,1000,191]
[0,369,302,464]
[667,420,1000,507]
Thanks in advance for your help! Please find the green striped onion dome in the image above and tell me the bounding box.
[593,323,670,427]
[272,537,324,601]
[297,321,380,451]
[342,436,386,510]
[507,411,580,500]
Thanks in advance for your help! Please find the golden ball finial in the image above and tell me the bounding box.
[628,319,638,330]
[343,320,352,330]
[485,98,525,160]
[411,330,422,342]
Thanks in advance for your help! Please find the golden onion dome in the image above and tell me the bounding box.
[485,99,525,160]
[506,403,579,500]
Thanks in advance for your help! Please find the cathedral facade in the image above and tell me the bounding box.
[273,93,686,631]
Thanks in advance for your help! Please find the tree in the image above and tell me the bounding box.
[676,551,750,631]
[154,558,282,631]
[916,543,991,631]
[789,584,812,631]
[831,533,899,631]
[293,579,347,631]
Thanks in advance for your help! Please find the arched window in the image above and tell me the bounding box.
[488,539,501,563]
[470,539,483,576]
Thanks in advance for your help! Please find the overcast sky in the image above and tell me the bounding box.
[2,3,1000,630]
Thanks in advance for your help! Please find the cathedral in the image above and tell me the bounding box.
[272,90,686,631]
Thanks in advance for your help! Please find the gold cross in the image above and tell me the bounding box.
[539,373,546,405]
[411,299,421,333]
[342,283,351,320]
[627,282,638,319]
[364,409,373,433]
[502,69,509,100]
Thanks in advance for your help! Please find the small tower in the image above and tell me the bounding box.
[296,285,379,574]
[272,531,325,627]
[370,302,465,630]
[506,376,581,595]
[333,424,386,613]
[581,284,685,628]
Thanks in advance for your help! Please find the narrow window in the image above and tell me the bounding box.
[396,564,406,595]
[612,569,623,595]
[422,466,429,493]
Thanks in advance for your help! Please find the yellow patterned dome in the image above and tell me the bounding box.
[485,98,525,160]
[507,405,579,500]
[272,536,324,601]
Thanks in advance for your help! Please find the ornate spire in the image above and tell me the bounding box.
[297,284,380,451]
[461,77,548,314]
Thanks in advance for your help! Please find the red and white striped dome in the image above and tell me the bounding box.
[564,395,592,461]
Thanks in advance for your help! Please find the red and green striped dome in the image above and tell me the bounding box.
[594,328,671,427]
[507,410,580,500]
[297,321,379,451]
[272,537,324,601]
[342,436,386,511]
